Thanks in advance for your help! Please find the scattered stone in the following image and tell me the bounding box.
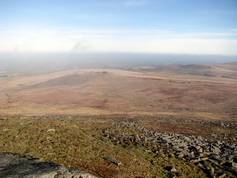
[102,121,237,178]
[210,167,215,177]
[165,166,179,177]
[232,157,237,169]
[103,156,122,166]
[219,173,226,178]
[47,128,56,133]
[212,146,221,155]
[171,167,178,174]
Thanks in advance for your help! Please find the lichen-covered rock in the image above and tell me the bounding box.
[0,153,99,178]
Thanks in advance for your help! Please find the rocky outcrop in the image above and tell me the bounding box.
[0,153,99,178]
[102,121,237,178]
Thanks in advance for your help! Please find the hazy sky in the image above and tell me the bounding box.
[0,0,237,55]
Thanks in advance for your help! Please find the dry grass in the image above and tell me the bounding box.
[0,115,208,178]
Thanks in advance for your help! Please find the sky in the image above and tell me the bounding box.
[0,0,237,55]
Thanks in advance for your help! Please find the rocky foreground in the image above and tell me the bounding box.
[102,121,237,178]
[0,153,99,178]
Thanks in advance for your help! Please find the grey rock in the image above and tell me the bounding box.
[0,153,99,178]
[103,156,122,166]
[171,167,178,174]
[232,161,237,169]
[219,173,226,178]
[102,121,237,178]
[212,146,221,155]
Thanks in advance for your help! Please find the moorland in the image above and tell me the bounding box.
[0,62,237,177]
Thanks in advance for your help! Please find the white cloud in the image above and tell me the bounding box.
[0,27,237,55]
